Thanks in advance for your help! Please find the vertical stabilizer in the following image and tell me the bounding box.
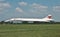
[47,14,52,19]
[43,14,52,19]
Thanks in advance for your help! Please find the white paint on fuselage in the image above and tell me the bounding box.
[5,18,53,22]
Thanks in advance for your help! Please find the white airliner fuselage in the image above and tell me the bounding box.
[5,14,53,22]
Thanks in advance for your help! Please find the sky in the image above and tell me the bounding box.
[0,0,60,22]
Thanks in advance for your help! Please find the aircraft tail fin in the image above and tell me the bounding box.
[43,14,52,19]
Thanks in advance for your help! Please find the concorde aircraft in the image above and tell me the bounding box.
[5,14,54,23]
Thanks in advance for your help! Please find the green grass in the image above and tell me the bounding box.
[0,24,60,37]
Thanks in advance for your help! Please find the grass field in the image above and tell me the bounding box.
[0,24,60,37]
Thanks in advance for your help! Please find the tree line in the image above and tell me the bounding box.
[0,21,60,24]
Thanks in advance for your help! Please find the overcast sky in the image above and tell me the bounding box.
[0,0,60,22]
